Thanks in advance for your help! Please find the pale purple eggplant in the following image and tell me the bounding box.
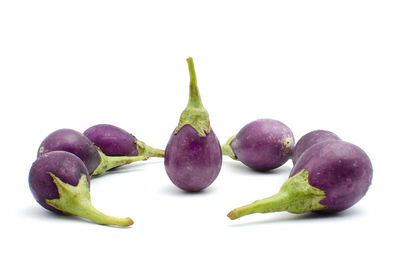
[222,119,294,171]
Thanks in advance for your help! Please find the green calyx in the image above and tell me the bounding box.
[175,57,211,137]
[227,169,327,220]
[46,173,134,227]
[92,147,149,176]
[221,134,237,160]
[136,139,165,157]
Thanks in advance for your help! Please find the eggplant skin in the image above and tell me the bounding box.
[37,128,101,175]
[292,130,341,165]
[84,124,138,157]
[164,125,222,192]
[289,140,373,213]
[29,151,90,213]
[231,119,294,171]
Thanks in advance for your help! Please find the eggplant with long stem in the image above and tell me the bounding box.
[228,140,373,220]
[29,151,133,227]
[164,57,222,192]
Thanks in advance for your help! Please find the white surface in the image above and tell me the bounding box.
[1,1,399,263]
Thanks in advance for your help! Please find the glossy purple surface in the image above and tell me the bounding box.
[289,140,373,212]
[84,124,138,157]
[37,128,100,175]
[231,119,294,171]
[164,125,222,192]
[29,151,90,213]
[292,130,341,165]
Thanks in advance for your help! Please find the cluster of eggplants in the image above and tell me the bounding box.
[227,129,373,220]
[163,57,372,216]
[29,56,373,226]
[29,125,164,227]
[38,126,164,176]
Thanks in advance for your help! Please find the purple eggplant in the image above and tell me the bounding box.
[164,57,222,192]
[222,119,295,171]
[227,140,372,220]
[29,151,133,226]
[84,124,164,158]
[292,130,341,165]
[38,128,147,176]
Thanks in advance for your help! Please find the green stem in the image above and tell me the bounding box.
[227,169,327,220]
[71,200,134,227]
[227,192,289,220]
[136,140,165,157]
[221,134,237,160]
[92,148,148,176]
[175,57,211,136]
[187,57,203,108]
[46,173,134,227]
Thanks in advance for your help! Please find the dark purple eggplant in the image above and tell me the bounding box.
[292,129,340,165]
[29,151,133,226]
[38,128,147,176]
[164,58,222,192]
[84,124,164,158]
[228,140,372,220]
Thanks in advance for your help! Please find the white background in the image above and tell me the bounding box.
[1,1,399,263]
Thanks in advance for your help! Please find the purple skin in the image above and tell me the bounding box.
[84,124,138,157]
[290,140,373,212]
[164,57,222,192]
[292,130,341,165]
[29,151,90,213]
[37,128,100,175]
[227,140,373,220]
[230,119,295,171]
[165,125,222,192]
[29,150,134,226]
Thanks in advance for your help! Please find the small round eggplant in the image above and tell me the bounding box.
[227,140,372,220]
[38,128,147,176]
[84,124,164,158]
[164,57,222,192]
[29,151,133,226]
[292,130,341,165]
[222,119,295,171]
[165,125,222,192]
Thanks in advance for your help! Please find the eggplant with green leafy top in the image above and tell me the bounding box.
[164,57,222,192]
[29,151,134,227]
[228,140,373,220]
